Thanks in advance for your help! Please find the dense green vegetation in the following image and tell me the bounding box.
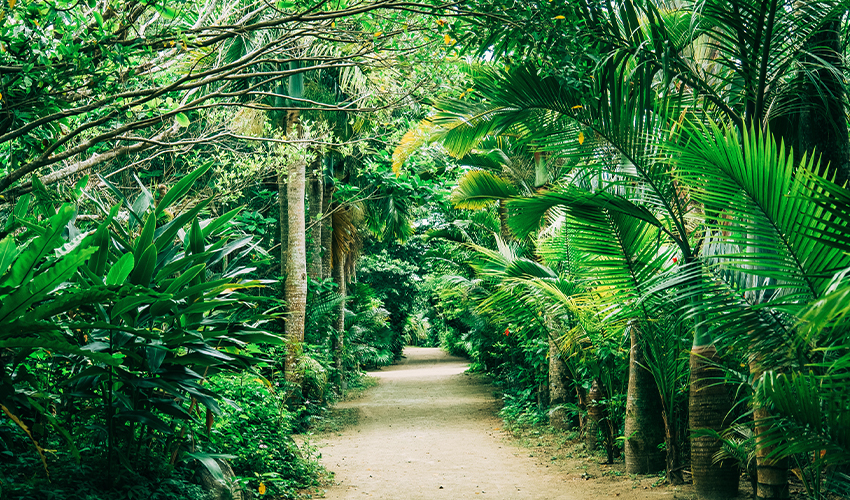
[2,0,850,499]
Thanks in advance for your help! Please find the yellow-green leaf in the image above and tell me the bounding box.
[175,112,190,128]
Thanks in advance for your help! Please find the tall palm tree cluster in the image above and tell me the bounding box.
[397,1,850,499]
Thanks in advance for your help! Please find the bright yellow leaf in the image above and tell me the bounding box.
[578,131,585,145]
[444,34,455,45]
[571,105,583,110]
[258,483,266,495]
[8,0,15,9]
[374,32,382,37]
[554,15,565,19]
[331,21,335,28]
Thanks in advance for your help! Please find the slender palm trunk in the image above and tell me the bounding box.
[624,325,665,474]
[285,151,307,381]
[307,162,323,282]
[332,247,346,393]
[278,170,288,334]
[548,336,573,430]
[750,361,789,500]
[690,344,739,499]
[321,182,334,278]
[587,378,614,463]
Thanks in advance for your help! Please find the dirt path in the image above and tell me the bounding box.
[313,347,692,500]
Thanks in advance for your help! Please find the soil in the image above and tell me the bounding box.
[310,347,746,500]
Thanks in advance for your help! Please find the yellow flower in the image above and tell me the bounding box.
[578,131,585,145]
[374,32,382,37]
[554,15,565,20]
[258,482,266,495]
[444,34,455,45]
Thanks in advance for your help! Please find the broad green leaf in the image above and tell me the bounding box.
[188,217,204,255]
[175,112,190,128]
[155,164,212,218]
[112,294,158,317]
[29,286,118,321]
[164,263,205,294]
[129,244,157,287]
[0,236,19,277]
[106,254,135,285]
[6,204,75,288]
[201,207,241,238]
[4,193,30,231]
[0,337,123,366]
[0,246,96,324]
[135,214,156,259]
[87,206,119,277]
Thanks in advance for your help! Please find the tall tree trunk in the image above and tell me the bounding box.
[624,325,666,474]
[278,170,288,333]
[321,182,334,278]
[284,151,307,381]
[750,361,789,500]
[587,378,614,463]
[307,160,323,282]
[332,246,346,394]
[548,336,573,430]
[689,344,739,499]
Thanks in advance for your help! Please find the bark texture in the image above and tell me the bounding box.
[587,378,614,463]
[284,155,307,381]
[307,164,323,282]
[624,326,666,474]
[321,183,334,278]
[750,361,789,500]
[548,337,573,430]
[332,248,347,393]
[689,344,739,499]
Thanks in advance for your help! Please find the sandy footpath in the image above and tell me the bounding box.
[312,347,695,500]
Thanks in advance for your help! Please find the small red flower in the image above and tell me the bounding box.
[504,327,510,337]
[672,257,678,263]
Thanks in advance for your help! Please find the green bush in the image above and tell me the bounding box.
[207,374,325,498]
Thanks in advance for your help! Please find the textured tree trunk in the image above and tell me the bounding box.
[548,337,573,430]
[497,199,512,241]
[321,183,334,279]
[624,326,666,474]
[307,161,323,282]
[277,169,289,337]
[576,385,588,439]
[750,361,789,500]
[690,344,739,499]
[332,247,346,394]
[587,378,614,463]
[284,152,307,381]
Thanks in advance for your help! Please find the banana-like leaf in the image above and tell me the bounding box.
[0,337,123,366]
[105,254,135,286]
[0,236,19,278]
[155,162,213,218]
[0,245,96,324]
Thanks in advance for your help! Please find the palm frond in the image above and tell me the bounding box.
[451,169,518,209]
